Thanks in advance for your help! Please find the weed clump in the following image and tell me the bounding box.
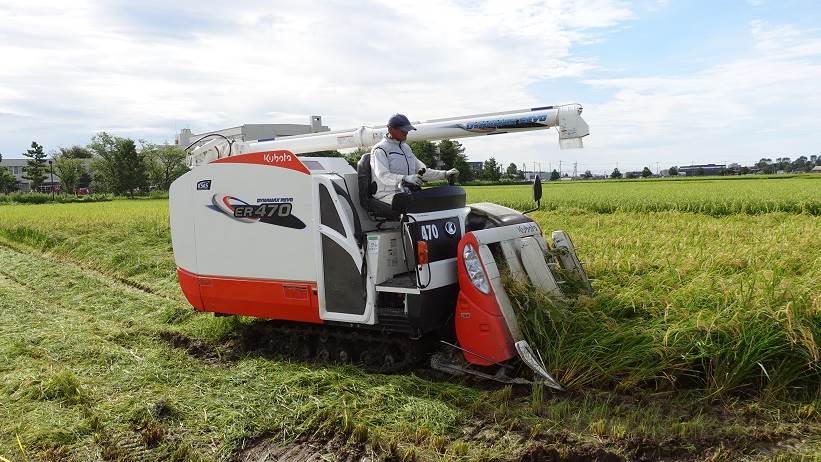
[26,370,89,405]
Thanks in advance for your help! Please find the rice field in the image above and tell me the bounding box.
[0,175,820,461]
[471,176,820,215]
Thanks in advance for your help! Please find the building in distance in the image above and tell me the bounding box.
[678,164,726,176]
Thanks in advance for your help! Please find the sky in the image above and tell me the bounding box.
[1,0,820,174]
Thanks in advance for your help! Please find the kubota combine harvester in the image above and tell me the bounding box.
[169,104,591,390]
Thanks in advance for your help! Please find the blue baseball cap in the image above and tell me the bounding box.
[387,113,416,132]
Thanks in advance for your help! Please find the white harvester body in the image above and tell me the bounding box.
[170,104,591,389]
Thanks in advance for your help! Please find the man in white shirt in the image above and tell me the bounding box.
[370,113,458,205]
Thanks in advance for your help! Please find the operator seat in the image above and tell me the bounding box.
[357,153,403,220]
[357,154,467,220]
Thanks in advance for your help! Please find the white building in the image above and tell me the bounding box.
[1,158,92,192]
[1,158,59,192]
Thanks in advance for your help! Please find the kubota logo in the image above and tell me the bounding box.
[263,152,293,163]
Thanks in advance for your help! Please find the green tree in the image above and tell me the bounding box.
[0,167,14,193]
[437,139,464,170]
[88,132,149,197]
[582,170,593,179]
[790,156,808,172]
[89,132,119,193]
[482,157,501,181]
[453,153,474,182]
[346,148,368,168]
[22,141,48,191]
[408,141,437,168]
[756,158,775,174]
[610,168,622,179]
[58,145,93,159]
[505,163,518,179]
[668,166,678,176]
[53,155,85,194]
[641,166,653,178]
[550,169,560,181]
[118,138,149,198]
[740,166,751,175]
[0,152,15,193]
[145,143,188,191]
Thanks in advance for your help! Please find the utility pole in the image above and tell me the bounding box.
[573,162,578,178]
[558,160,562,176]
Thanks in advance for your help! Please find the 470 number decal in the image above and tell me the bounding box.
[233,203,293,218]
[419,223,439,240]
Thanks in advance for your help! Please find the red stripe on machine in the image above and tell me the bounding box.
[176,267,322,323]
[211,150,310,175]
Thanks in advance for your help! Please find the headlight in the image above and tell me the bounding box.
[462,244,490,294]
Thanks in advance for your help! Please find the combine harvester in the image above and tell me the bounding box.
[170,104,591,390]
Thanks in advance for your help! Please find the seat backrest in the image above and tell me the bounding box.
[356,153,374,207]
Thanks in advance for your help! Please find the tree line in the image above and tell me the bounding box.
[406,140,523,182]
[603,155,821,180]
[3,135,503,196]
[15,133,807,194]
[0,133,188,196]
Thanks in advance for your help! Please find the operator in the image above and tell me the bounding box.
[370,113,458,205]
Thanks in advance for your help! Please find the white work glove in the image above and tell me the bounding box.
[403,174,423,186]
[446,168,459,177]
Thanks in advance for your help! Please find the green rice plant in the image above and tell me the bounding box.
[0,177,819,460]
[507,208,821,398]
[464,176,821,216]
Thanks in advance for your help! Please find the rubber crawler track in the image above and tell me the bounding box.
[236,320,436,373]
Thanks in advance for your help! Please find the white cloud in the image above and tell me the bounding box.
[0,0,632,157]
[580,20,821,172]
[3,2,818,174]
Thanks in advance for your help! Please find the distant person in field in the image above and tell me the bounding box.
[370,113,458,205]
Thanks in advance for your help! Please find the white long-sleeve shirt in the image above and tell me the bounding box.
[369,135,447,202]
